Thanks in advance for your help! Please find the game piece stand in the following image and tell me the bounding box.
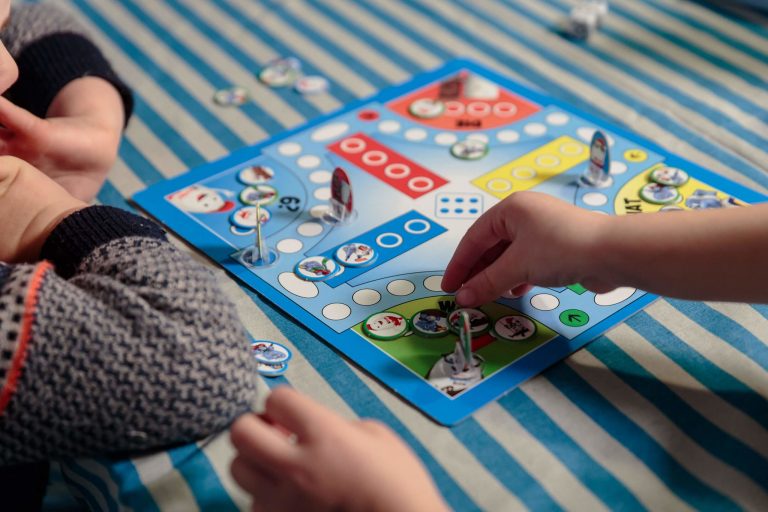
[322,166,356,225]
[240,202,278,268]
[580,130,613,188]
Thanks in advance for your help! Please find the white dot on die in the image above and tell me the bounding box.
[530,293,559,311]
[278,272,318,298]
[353,289,381,306]
[582,192,608,206]
[378,120,401,133]
[546,112,570,125]
[276,239,303,254]
[434,132,458,146]
[387,279,415,296]
[314,188,331,200]
[297,155,321,169]
[610,162,628,175]
[404,128,428,141]
[496,130,519,143]
[524,123,547,136]
[423,275,444,292]
[297,221,323,237]
[323,303,351,320]
[310,170,332,183]
[277,142,302,156]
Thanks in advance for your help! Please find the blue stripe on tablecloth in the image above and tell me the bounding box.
[626,312,768,425]
[119,137,166,186]
[166,443,240,511]
[63,461,120,512]
[499,388,645,510]
[212,0,360,104]
[73,0,245,150]
[411,0,767,182]
[97,178,134,211]
[586,342,768,489]
[133,96,206,168]
[546,358,740,511]
[241,288,480,511]
[751,304,768,321]
[668,299,768,371]
[59,467,103,512]
[104,459,161,512]
[162,0,325,124]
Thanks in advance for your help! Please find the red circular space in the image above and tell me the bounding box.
[358,110,380,121]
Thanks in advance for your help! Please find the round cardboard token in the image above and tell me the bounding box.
[251,340,292,364]
[450,139,489,160]
[362,311,409,341]
[448,308,490,336]
[230,206,270,229]
[638,182,680,205]
[295,256,339,281]
[257,360,288,377]
[411,309,450,338]
[493,315,536,341]
[650,166,689,187]
[334,242,376,267]
[408,98,445,119]
[258,65,299,87]
[238,165,274,185]
[240,184,278,206]
[295,75,329,95]
[213,86,249,106]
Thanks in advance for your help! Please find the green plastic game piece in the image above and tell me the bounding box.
[559,309,590,328]
[566,284,588,295]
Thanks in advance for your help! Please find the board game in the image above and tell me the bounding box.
[133,59,764,425]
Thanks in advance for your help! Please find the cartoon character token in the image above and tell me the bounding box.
[450,139,488,160]
[408,98,445,119]
[684,189,742,210]
[335,242,376,267]
[362,312,409,341]
[257,361,288,377]
[295,75,329,95]
[294,256,338,281]
[240,184,278,206]
[448,308,490,336]
[329,167,353,221]
[411,309,450,338]
[650,166,688,187]
[238,165,274,185]
[213,86,249,106]
[251,340,292,364]
[582,130,611,187]
[230,206,270,229]
[493,315,536,341]
[166,185,235,214]
[638,182,680,205]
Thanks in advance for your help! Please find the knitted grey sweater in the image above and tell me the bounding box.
[0,206,258,465]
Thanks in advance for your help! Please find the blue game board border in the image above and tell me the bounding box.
[133,58,766,426]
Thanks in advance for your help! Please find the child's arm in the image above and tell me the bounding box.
[230,387,449,512]
[443,191,768,307]
[0,157,257,465]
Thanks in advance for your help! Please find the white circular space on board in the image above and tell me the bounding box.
[353,289,381,306]
[278,272,318,298]
[610,161,628,175]
[297,155,321,169]
[423,275,444,292]
[323,303,351,320]
[496,130,519,143]
[387,279,415,296]
[378,120,401,134]
[582,192,608,206]
[546,112,570,125]
[310,205,329,218]
[314,188,331,200]
[276,239,303,253]
[434,132,458,146]
[311,122,349,142]
[467,133,489,143]
[524,123,547,136]
[297,221,323,237]
[595,287,636,306]
[404,128,428,141]
[530,293,559,311]
[310,170,332,183]
[277,141,302,156]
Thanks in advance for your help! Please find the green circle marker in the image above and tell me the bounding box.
[559,309,589,328]
[362,311,409,341]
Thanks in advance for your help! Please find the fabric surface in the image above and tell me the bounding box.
[40,0,768,510]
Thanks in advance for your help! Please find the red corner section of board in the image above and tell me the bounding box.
[328,132,449,199]
[387,70,540,131]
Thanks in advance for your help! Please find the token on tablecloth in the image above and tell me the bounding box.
[639,182,680,205]
[258,57,301,87]
[230,206,270,229]
[252,340,293,364]
[650,166,689,187]
[363,311,409,341]
[295,75,329,95]
[408,98,445,119]
[411,309,450,338]
[240,184,278,206]
[295,256,339,281]
[213,86,249,106]
[450,139,488,160]
[335,242,376,267]
[493,315,536,341]
[238,165,274,185]
[257,360,288,377]
[448,308,490,336]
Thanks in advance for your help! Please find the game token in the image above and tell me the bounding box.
[213,86,249,107]
[295,75,329,95]
[230,206,270,229]
[659,205,684,212]
[295,256,339,281]
[325,167,354,224]
[493,315,536,341]
[639,182,680,205]
[238,165,274,185]
[257,360,288,378]
[408,98,445,119]
[362,311,409,341]
[450,139,488,160]
[251,340,293,365]
[258,57,300,87]
[411,309,450,338]
[240,184,278,206]
[448,308,490,336]
[685,189,723,209]
[581,130,611,188]
[650,166,689,187]
[335,242,376,267]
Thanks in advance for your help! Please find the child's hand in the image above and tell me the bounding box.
[443,191,615,307]
[230,387,448,512]
[0,156,86,262]
[0,77,125,202]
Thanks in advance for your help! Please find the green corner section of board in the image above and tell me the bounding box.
[566,283,588,295]
[352,296,558,380]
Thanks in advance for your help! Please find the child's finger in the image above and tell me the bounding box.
[230,454,277,496]
[263,386,343,442]
[229,413,300,471]
[456,246,527,307]
[0,96,41,136]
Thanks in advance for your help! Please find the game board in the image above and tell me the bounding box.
[134,59,765,425]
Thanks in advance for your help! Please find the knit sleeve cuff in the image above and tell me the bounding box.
[40,206,166,278]
[6,32,134,126]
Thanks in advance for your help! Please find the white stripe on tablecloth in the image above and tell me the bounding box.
[707,302,768,349]
[132,452,200,512]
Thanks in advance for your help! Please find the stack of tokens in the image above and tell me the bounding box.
[259,56,330,96]
[639,166,689,205]
[252,340,292,378]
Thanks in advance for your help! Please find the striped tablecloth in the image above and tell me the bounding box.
[50,1,768,510]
